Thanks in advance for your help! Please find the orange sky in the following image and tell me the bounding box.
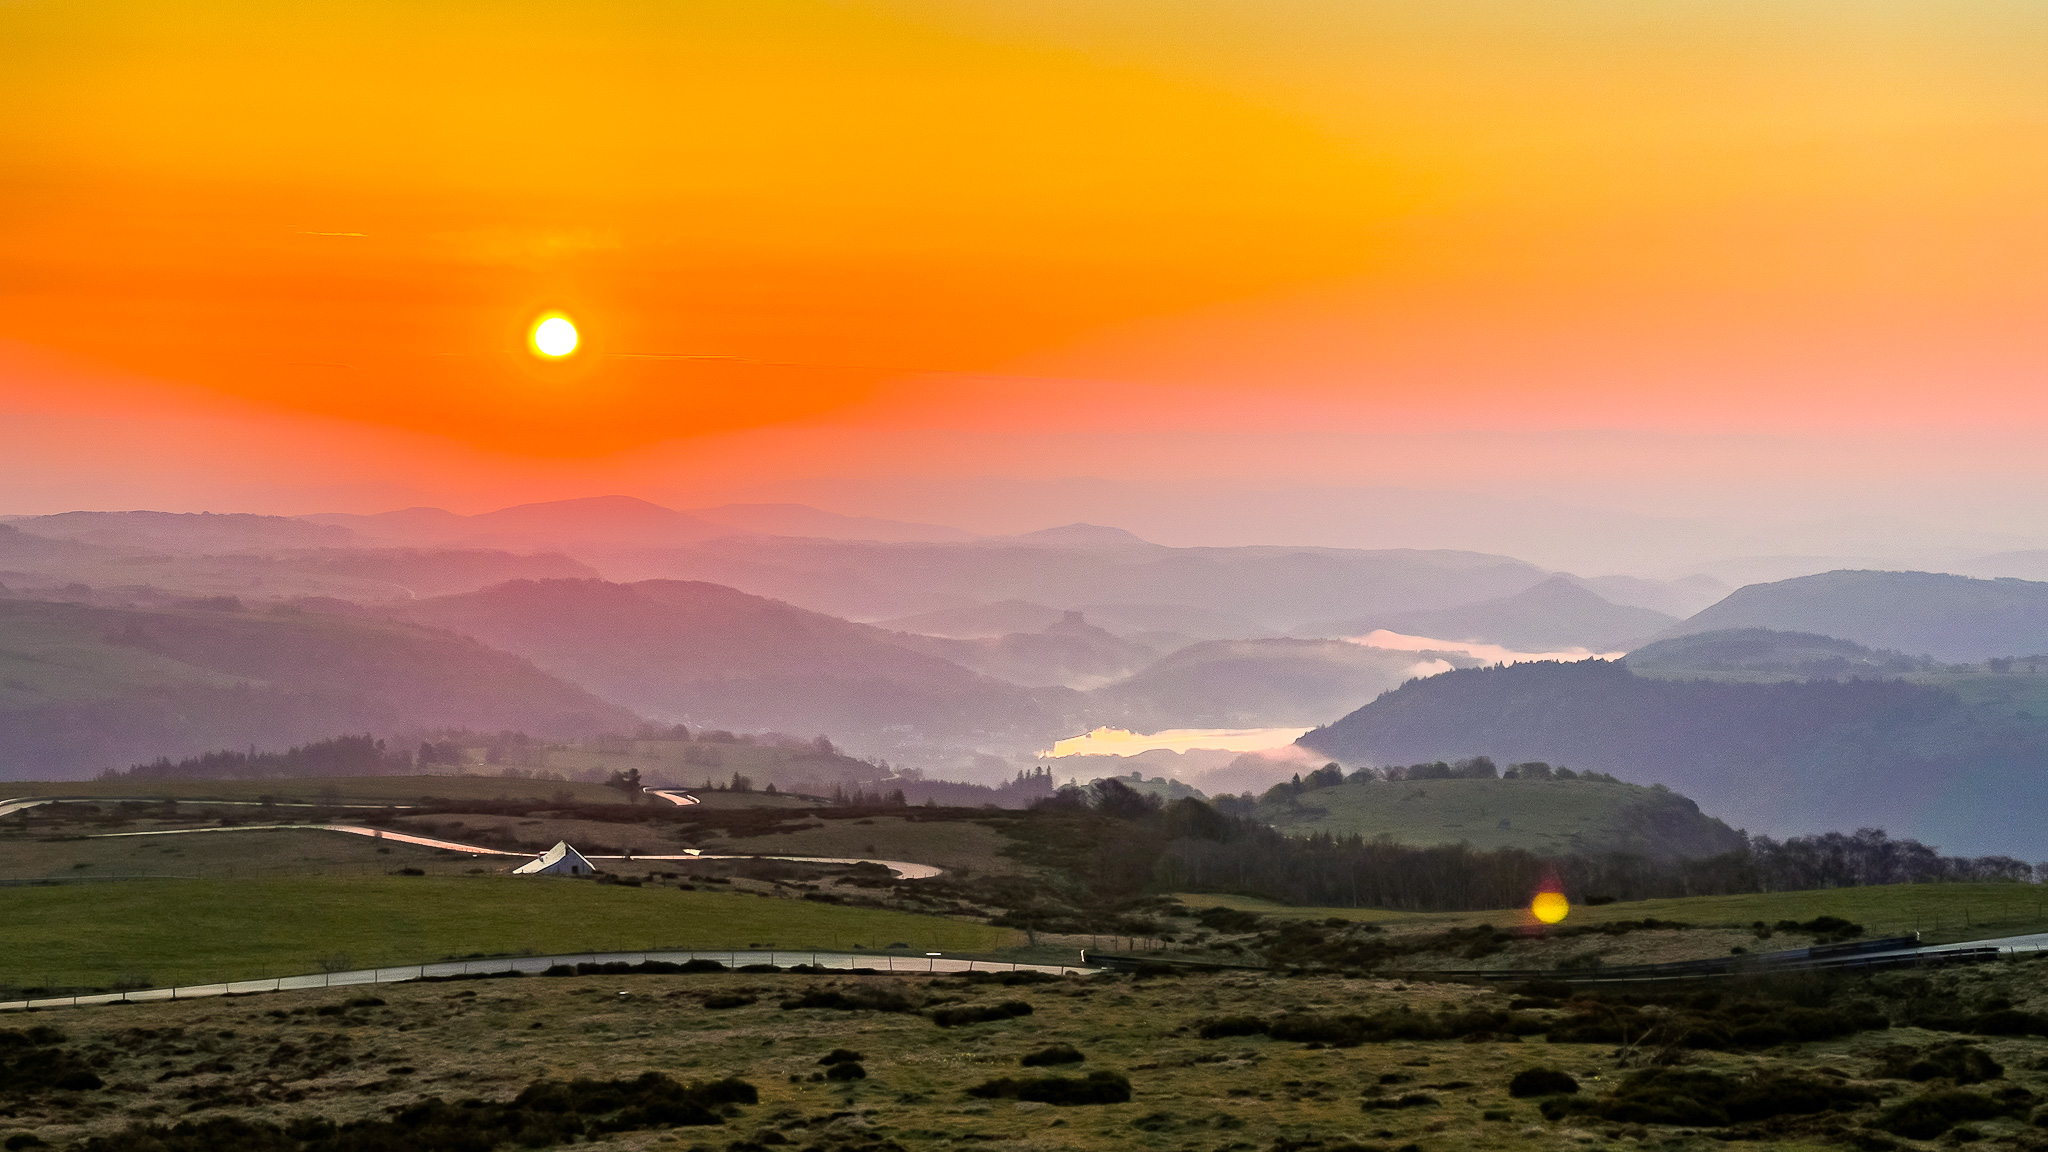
[4,0,2048,539]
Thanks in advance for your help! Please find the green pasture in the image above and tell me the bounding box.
[0,876,1020,992]
[0,827,475,882]
[1178,881,2048,943]
[1259,777,1737,858]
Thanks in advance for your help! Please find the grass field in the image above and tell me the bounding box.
[0,826,475,882]
[0,876,1021,991]
[1177,881,2048,943]
[1260,777,1741,858]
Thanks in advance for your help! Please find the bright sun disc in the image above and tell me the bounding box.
[532,316,578,357]
[1531,891,1569,924]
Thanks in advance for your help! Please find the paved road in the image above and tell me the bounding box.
[84,823,946,878]
[0,949,1098,1013]
[0,796,410,818]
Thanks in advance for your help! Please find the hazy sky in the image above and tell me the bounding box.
[5,0,2048,565]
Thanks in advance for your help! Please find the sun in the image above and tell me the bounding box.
[530,315,579,358]
[1531,891,1569,924]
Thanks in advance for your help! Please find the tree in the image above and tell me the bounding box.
[605,766,644,802]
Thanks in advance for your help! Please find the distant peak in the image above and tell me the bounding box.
[1009,523,1156,550]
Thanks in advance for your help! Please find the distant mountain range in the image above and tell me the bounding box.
[17,497,2048,823]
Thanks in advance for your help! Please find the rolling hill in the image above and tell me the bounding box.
[1301,575,1679,651]
[1659,569,2048,662]
[1626,628,1933,682]
[1087,638,1476,730]
[887,611,1159,689]
[1260,774,1746,859]
[1297,657,2048,856]
[391,578,1068,750]
[0,597,637,779]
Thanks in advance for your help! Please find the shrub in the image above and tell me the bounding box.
[1868,1042,2003,1084]
[966,1071,1131,1106]
[1878,1089,2016,1139]
[780,986,917,1013]
[69,1072,757,1152]
[1969,1009,2048,1037]
[930,1001,1033,1027]
[703,994,756,1010]
[817,1049,864,1066]
[1544,1067,1877,1128]
[0,1028,103,1095]
[1192,907,1263,934]
[1508,1069,1579,1097]
[1361,1093,1437,1111]
[1196,1016,1268,1040]
[823,1062,866,1081]
[952,971,1060,987]
[1020,1044,1085,1067]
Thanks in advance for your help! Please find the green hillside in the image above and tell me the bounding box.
[0,876,1018,990]
[1259,775,1746,859]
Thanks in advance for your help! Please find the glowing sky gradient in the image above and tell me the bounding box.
[4,0,2047,553]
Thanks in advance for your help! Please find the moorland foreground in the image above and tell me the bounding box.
[10,780,2048,1152]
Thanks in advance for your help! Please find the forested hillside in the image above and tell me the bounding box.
[1297,659,2048,856]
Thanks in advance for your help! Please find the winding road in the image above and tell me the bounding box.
[87,821,947,879]
[0,949,1098,1013]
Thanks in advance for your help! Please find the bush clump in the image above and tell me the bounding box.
[966,1071,1131,1106]
[543,959,727,978]
[0,1027,103,1094]
[1020,1044,1085,1067]
[1507,1069,1580,1097]
[1877,1088,2027,1139]
[1542,1067,1876,1128]
[1196,1016,1268,1040]
[1968,1009,2048,1037]
[817,1049,864,1066]
[1867,1042,2003,1084]
[703,993,757,1010]
[780,986,917,1013]
[1545,994,1887,1051]
[1360,1093,1437,1111]
[950,971,1061,987]
[1196,1008,1541,1048]
[69,1073,756,1152]
[930,1001,1034,1027]
[824,1062,867,1081]
[1777,916,1863,940]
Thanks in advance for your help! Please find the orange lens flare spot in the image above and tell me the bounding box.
[531,315,579,358]
[1531,891,1569,924]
